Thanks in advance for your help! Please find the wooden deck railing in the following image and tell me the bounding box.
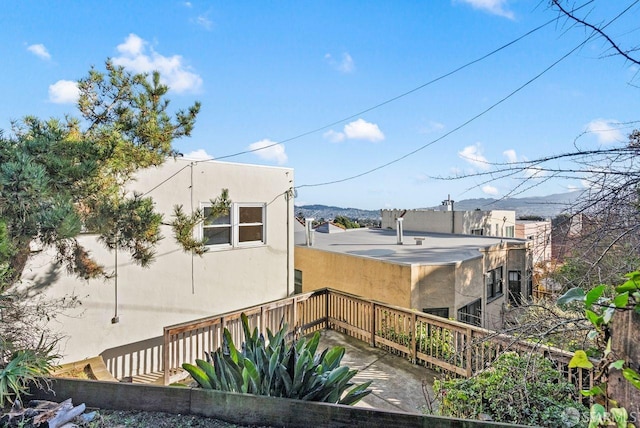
[162,291,327,385]
[161,288,594,394]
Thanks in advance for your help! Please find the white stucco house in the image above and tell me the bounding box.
[20,157,294,366]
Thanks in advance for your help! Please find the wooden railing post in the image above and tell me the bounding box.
[162,328,170,386]
[465,327,473,378]
[410,312,417,364]
[325,289,330,329]
[370,301,376,347]
[293,296,298,336]
[260,307,266,339]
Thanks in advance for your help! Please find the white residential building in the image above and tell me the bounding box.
[20,158,294,365]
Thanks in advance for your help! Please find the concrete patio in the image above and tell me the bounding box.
[317,329,438,414]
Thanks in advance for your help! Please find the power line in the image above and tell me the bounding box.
[295,46,591,188]
[211,15,564,161]
[295,1,635,189]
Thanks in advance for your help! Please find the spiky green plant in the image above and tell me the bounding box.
[183,313,371,405]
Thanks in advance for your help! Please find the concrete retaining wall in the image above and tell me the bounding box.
[30,378,526,428]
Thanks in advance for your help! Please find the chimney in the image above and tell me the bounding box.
[396,217,404,245]
[305,218,315,247]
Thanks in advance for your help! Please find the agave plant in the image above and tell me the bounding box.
[183,313,371,405]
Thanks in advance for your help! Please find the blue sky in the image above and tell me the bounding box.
[2,1,639,209]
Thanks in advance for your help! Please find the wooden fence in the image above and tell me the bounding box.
[161,288,594,394]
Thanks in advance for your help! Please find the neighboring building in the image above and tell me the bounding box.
[295,227,531,330]
[20,158,294,363]
[381,208,517,238]
[515,219,552,265]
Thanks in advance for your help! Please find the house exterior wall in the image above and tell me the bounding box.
[20,158,294,364]
[381,209,516,237]
[295,246,413,308]
[515,220,552,264]
[296,239,529,330]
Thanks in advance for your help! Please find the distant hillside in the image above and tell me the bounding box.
[433,191,581,219]
[295,191,582,221]
[294,205,380,221]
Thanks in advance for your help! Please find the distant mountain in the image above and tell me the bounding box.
[294,205,380,221]
[295,191,582,221]
[433,191,582,219]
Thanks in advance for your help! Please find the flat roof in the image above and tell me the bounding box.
[296,228,526,265]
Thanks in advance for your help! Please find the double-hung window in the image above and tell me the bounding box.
[202,205,232,247]
[237,204,265,246]
[201,202,266,248]
[486,266,503,301]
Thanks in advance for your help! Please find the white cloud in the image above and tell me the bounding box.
[323,119,384,143]
[503,149,517,163]
[585,119,625,144]
[27,44,51,60]
[323,129,345,143]
[456,0,515,19]
[113,34,203,93]
[183,149,213,160]
[482,185,499,195]
[249,139,288,165]
[184,1,192,7]
[196,15,213,30]
[420,120,445,134]
[344,119,384,142]
[458,143,490,170]
[325,52,355,73]
[48,80,79,104]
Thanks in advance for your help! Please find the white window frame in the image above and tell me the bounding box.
[200,202,266,250]
[235,203,266,247]
[201,203,233,248]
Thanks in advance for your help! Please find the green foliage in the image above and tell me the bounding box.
[0,59,201,413]
[558,271,640,427]
[183,313,372,405]
[333,215,360,229]
[434,352,588,427]
[171,189,232,256]
[0,343,56,407]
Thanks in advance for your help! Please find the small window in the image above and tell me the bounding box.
[486,266,503,300]
[508,270,521,305]
[423,307,449,318]
[203,206,231,246]
[505,226,514,237]
[458,300,481,326]
[471,228,483,236]
[201,203,266,248]
[294,269,303,294]
[238,205,264,244]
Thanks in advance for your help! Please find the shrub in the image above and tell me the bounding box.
[183,313,371,405]
[433,352,588,427]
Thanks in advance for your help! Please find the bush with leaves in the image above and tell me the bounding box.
[559,271,640,427]
[433,352,588,427]
[183,313,371,405]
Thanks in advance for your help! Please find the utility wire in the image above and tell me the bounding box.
[139,2,597,197]
[296,45,590,188]
[211,14,568,161]
[296,0,634,189]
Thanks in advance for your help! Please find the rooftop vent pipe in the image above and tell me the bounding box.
[305,218,315,247]
[396,217,404,245]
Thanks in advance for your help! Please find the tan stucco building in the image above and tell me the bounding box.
[515,219,552,264]
[381,208,517,237]
[20,158,294,364]
[295,228,531,329]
